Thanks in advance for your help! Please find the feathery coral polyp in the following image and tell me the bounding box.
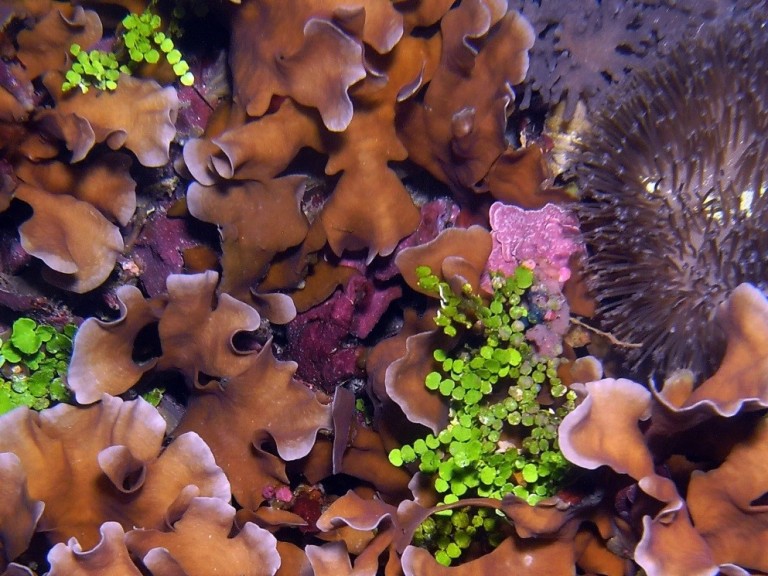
[576,20,768,379]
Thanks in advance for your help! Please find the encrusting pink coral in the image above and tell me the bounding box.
[485,201,583,286]
[480,200,578,356]
[284,275,392,392]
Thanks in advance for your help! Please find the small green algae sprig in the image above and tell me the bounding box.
[123,10,193,83]
[62,43,126,93]
[389,265,577,566]
[412,507,504,565]
[141,386,165,407]
[0,318,76,414]
[62,8,194,94]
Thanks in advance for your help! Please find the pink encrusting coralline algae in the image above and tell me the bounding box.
[486,201,584,286]
[484,202,585,357]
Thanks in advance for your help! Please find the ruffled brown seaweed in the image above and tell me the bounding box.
[182,0,539,294]
[68,271,264,402]
[0,394,229,551]
[0,4,180,293]
[174,343,333,511]
[126,497,281,576]
[13,153,135,292]
[558,283,768,575]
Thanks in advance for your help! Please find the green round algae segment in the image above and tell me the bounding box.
[401,445,417,463]
[9,318,43,355]
[425,371,442,390]
[388,448,403,467]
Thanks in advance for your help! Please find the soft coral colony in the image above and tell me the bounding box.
[1,0,768,575]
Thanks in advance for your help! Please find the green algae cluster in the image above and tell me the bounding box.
[62,7,193,94]
[389,265,577,565]
[0,318,75,414]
